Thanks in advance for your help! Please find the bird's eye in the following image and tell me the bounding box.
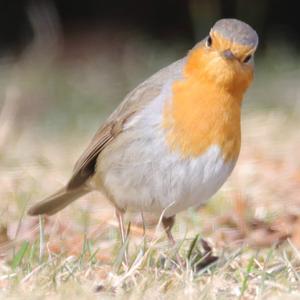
[206,35,212,47]
[243,55,252,63]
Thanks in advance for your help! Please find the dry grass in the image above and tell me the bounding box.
[1,39,300,299]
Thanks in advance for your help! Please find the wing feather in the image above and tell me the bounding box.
[66,58,186,190]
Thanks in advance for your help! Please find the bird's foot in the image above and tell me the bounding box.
[188,237,218,272]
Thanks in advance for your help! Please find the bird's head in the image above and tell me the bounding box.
[185,19,259,96]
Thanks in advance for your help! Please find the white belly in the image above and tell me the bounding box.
[95,141,235,217]
[93,83,237,217]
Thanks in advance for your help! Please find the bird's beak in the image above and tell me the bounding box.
[221,49,235,60]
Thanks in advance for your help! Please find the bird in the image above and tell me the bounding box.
[28,18,258,258]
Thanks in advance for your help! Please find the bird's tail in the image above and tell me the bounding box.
[27,187,89,216]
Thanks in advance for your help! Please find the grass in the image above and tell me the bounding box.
[1,36,300,299]
[2,234,300,299]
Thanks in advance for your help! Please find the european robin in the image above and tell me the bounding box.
[28,19,258,255]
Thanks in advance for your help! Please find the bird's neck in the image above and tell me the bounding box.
[162,48,252,161]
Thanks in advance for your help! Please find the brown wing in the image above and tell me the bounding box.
[66,58,186,190]
[67,123,115,189]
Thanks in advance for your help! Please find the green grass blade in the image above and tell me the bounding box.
[239,252,257,299]
[11,241,29,270]
[187,234,200,261]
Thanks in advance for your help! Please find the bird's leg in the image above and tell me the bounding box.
[162,215,185,268]
[162,216,175,245]
[115,208,129,266]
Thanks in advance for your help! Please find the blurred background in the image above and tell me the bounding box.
[1,0,300,131]
[0,0,300,250]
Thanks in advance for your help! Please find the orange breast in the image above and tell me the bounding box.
[162,46,253,161]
